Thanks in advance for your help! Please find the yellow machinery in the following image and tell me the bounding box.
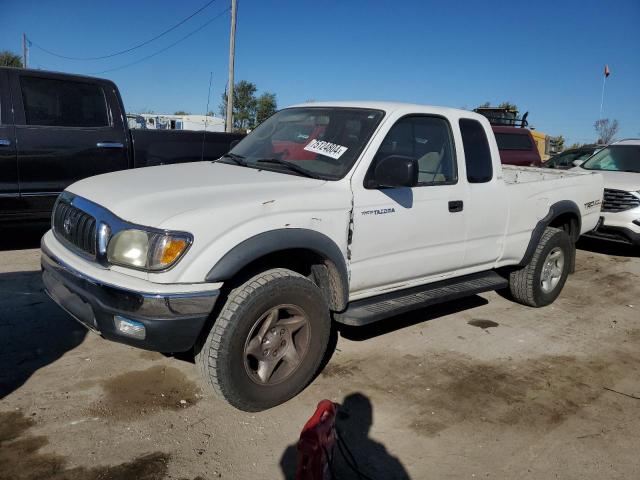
[530,130,550,161]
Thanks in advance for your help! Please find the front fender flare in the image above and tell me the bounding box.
[205,229,349,308]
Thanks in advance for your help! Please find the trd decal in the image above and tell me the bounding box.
[584,199,602,209]
[361,208,396,216]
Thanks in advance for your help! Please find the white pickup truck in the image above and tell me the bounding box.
[41,102,603,410]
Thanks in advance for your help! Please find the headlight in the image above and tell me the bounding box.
[107,229,191,271]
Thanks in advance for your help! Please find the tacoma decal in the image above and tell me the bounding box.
[361,208,396,216]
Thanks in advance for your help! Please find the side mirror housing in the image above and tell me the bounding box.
[229,139,240,149]
[572,159,585,167]
[367,155,419,188]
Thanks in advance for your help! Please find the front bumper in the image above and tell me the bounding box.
[583,209,640,246]
[41,244,219,352]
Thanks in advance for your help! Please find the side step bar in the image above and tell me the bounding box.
[334,271,508,326]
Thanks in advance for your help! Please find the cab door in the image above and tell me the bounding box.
[458,118,508,269]
[0,69,19,217]
[349,115,467,295]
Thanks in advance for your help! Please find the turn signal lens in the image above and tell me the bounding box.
[148,235,191,270]
[160,238,188,265]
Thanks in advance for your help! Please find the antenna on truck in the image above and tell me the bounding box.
[201,71,213,162]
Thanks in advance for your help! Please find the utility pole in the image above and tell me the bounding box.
[225,0,237,132]
[22,33,28,68]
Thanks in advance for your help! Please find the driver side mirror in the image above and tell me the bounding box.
[367,155,419,188]
[572,159,585,167]
[229,139,240,149]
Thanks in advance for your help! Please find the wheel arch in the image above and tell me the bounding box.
[519,200,581,267]
[205,229,349,312]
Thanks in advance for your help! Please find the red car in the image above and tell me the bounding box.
[492,126,543,167]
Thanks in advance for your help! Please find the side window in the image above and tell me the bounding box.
[375,115,457,185]
[459,119,493,183]
[20,76,109,127]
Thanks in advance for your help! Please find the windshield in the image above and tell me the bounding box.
[581,145,640,173]
[547,149,596,168]
[222,107,385,180]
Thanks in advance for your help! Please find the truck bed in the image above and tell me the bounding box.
[502,165,590,184]
[131,129,245,168]
[499,165,603,266]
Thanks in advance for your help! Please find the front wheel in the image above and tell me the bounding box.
[196,268,331,411]
[508,227,573,307]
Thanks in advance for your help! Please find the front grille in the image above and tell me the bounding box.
[53,202,97,257]
[602,188,640,213]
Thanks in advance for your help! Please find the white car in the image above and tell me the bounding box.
[41,102,603,410]
[573,139,640,246]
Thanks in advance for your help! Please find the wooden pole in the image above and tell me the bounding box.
[225,0,237,132]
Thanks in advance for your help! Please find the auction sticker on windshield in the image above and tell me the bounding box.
[304,140,348,160]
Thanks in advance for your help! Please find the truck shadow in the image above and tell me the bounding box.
[337,295,489,341]
[0,270,87,399]
[0,223,49,251]
[577,237,639,258]
[280,392,411,479]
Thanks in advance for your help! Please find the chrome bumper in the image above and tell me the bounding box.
[41,244,219,352]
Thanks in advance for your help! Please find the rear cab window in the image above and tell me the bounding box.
[459,119,493,183]
[19,76,109,127]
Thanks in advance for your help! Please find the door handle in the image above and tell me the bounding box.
[96,142,124,148]
[448,200,464,213]
[0,139,11,146]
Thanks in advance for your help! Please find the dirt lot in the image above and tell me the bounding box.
[1,226,639,479]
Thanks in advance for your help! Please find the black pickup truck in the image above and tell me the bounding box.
[0,67,244,223]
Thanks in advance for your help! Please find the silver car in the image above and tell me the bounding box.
[574,139,640,246]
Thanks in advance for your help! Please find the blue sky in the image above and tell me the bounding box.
[2,0,638,145]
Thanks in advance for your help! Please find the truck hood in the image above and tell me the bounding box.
[67,161,327,226]
[570,167,640,192]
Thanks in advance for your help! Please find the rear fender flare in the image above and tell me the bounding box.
[519,200,581,267]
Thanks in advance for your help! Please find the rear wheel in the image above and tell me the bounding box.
[196,268,331,411]
[508,227,573,307]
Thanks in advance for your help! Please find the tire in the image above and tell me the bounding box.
[196,268,331,411]
[508,227,573,308]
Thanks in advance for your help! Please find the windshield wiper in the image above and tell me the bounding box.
[217,152,248,166]
[255,158,323,179]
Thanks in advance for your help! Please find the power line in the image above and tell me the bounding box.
[29,0,219,61]
[87,8,230,74]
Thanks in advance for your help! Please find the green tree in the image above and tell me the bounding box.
[594,118,619,144]
[219,80,277,132]
[0,50,23,68]
[220,80,257,131]
[553,135,565,150]
[173,110,190,115]
[478,101,491,108]
[255,92,277,125]
[497,101,518,111]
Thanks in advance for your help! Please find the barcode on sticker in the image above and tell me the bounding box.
[303,140,348,160]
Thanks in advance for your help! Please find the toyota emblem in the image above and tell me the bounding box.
[63,216,73,234]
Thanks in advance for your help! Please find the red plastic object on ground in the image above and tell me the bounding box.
[295,399,337,480]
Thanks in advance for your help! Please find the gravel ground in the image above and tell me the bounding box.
[1,226,639,480]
